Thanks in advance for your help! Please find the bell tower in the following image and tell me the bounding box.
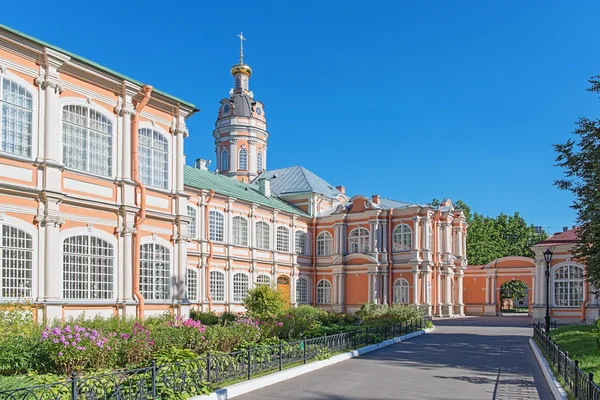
[213,33,268,182]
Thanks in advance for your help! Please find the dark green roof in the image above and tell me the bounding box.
[0,24,196,109]
[184,166,310,217]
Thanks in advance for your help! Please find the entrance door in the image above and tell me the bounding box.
[277,276,291,306]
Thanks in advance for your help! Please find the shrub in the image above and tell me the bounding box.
[276,305,327,339]
[190,310,219,325]
[219,311,237,326]
[356,303,423,325]
[243,285,287,320]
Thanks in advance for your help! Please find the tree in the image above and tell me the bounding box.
[500,280,528,307]
[243,284,287,320]
[554,75,600,291]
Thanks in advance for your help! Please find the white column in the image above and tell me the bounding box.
[422,270,429,304]
[412,267,420,304]
[531,275,536,305]
[412,217,420,250]
[485,276,490,304]
[42,217,63,300]
[491,275,496,304]
[422,218,429,250]
[120,107,133,180]
[445,270,453,304]
[175,130,185,192]
[38,76,62,164]
[339,273,345,307]
[367,273,373,302]
[263,146,267,171]
[383,273,388,305]
[229,139,238,172]
[177,238,188,301]
[381,222,388,253]
[457,271,464,305]
[248,140,257,175]
[436,267,442,315]
[121,228,134,301]
[372,273,378,303]
[340,225,346,255]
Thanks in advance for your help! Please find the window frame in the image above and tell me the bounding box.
[187,268,198,301]
[316,279,331,304]
[0,74,35,160]
[296,276,309,304]
[139,241,171,302]
[256,274,271,286]
[552,264,585,308]
[232,216,248,246]
[187,205,197,239]
[392,278,410,304]
[238,146,248,170]
[255,221,270,250]
[61,101,115,178]
[392,224,412,253]
[295,230,307,255]
[209,210,225,243]
[210,270,225,302]
[138,126,170,190]
[276,226,290,252]
[233,272,249,302]
[317,231,333,256]
[0,223,34,300]
[348,228,370,254]
[221,148,229,171]
[257,150,264,172]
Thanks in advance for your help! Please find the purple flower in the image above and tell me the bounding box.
[71,341,76,346]
[59,335,66,343]
[58,352,63,357]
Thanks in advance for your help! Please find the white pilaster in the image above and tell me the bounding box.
[457,269,464,316]
[412,266,420,305]
[383,273,388,305]
[229,139,238,173]
[367,273,372,302]
[412,217,420,250]
[248,140,257,175]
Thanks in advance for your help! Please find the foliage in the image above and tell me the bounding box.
[550,324,600,384]
[425,320,434,329]
[500,280,528,305]
[554,77,600,291]
[243,284,287,321]
[0,302,45,374]
[219,311,237,325]
[190,310,219,325]
[356,303,423,324]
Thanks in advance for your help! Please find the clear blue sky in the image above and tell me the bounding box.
[4,1,600,233]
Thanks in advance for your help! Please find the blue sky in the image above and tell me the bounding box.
[3,1,600,233]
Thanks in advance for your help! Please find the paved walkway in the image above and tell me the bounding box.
[238,316,552,400]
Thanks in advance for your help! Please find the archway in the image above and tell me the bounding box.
[277,276,291,306]
[499,280,529,314]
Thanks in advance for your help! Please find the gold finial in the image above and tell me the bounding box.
[238,32,246,64]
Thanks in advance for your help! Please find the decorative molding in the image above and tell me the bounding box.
[35,214,64,228]
[34,75,64,93]
[0,64,6,74]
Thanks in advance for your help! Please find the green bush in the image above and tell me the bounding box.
[243,285,287,321]
[219,311,237,326]
[190,310,219,325]
[356,303,423,324]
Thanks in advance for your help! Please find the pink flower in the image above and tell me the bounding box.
[58,352,63,357]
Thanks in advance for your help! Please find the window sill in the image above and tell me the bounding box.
[62,166,116,183]
[0,151,34,164]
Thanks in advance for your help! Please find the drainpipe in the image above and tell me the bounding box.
[387,209,394,305]
[312,217,317,306]
[204,190,216,310]
[131,85,153,319]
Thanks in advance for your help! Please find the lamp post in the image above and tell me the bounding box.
[544,248,553,334]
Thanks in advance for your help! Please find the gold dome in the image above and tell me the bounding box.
[231,63,252,77]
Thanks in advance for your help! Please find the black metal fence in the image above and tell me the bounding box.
[533,322,600,400]
[0,318,424,400]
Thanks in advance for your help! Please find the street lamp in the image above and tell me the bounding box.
[544,248,553,334]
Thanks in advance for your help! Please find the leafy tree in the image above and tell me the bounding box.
[243,284,287,320]
[500,280,528,305]
[430,198,547,265]
[554,75,600,290]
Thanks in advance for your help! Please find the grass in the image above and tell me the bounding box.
[549,324,600,384]
[0,375,37,391]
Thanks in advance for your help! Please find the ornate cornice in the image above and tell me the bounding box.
[34,75,63,93]
[35,213,64,228]
[114,101,136,117]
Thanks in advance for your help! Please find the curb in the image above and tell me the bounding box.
[192,327,434,400]
[529,338,568,400]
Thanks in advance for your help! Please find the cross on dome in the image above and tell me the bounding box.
[238,32,246,64]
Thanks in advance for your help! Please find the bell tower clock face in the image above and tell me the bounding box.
[256,107,262,115]
[223,104,230,116]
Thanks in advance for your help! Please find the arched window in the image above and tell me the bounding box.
[232,216,248,246]
[139,243,170,301]
[1,224,33,299]
[255,221,270,250]
[233,273,249,302]
[277,226,290,252]
[392,224,412,252]
[138,128,168,189]
[295,231,307,255]
[221,149,229,171]
[296,277,308,303]
[63,235,114,300]
[187,268,198,301]
[1,77,33,158]
[393,278,410,304]
[316,279,331,304]
[256,274,271,286]
[257,151,264,172]
[238,147,248,170]
[349,228,370,254]
[62,105,113,176]
[317,231,332,256]
[187,205,197,239]
[554,265,585,307]
[210,270,225,302]
[209,211,224,242]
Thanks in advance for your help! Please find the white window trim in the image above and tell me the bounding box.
[59,97,117,180]
[59,227,118,302]
[186,267,198,302]
[551,261,586,308]
[316,279,332,304]
[0,216,38,301]
[138,121,172,191]
[209,269,226,303]
[348,227,370,254]
[256,274,271,286]
[221,148,229,171]
[295,230,307,255]
[317,231,333,256]
[231,271,250,303]
[255,221,270,250]
[232,215,249,247]
[276,225,290,253]
[187,204,197,240]
[392,278,410,304]
[209,209,225,243]
[238,146,248,171]
[296,276,310,304]
[392,224,412,253]
[139,235,173,303]
[0,71,38,161]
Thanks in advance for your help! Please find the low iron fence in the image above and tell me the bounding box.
[0,318,424,400]
[533,322,600,400]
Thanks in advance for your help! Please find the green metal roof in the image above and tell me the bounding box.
[0,24,197,110]
[184,166,310,217]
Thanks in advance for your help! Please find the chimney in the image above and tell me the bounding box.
[371,195,380,205]
[563,226,568,232]
[336,185,345,194]
[258,178,271,198]
[194,158,211,171]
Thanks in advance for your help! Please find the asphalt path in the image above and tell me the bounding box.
[238,316,553,400]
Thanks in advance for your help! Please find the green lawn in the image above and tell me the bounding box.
[549,324,600,383]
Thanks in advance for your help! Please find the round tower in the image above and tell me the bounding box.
[213,33,268,183]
